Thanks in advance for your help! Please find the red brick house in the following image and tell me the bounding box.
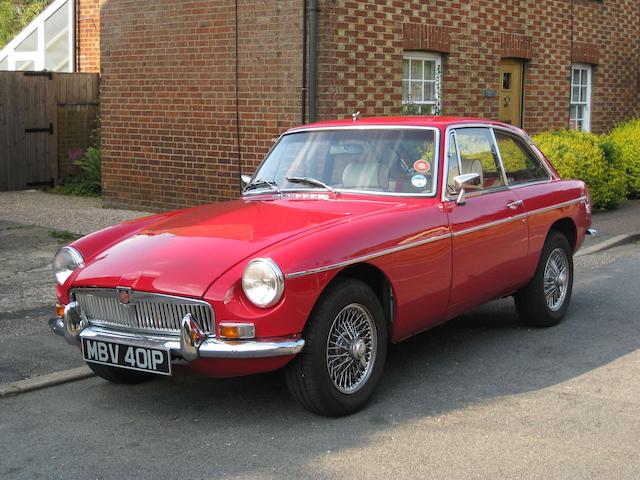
[98,0,640,211]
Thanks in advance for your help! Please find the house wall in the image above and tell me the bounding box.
[77,0,102,73]
[100,0,303,210]
[316,0,640,133]
[100,0,639,211]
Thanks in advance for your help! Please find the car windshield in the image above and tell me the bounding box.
[247,128,438,196]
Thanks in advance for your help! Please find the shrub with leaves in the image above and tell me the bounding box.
[606,118,640,198]
[55,126,101,196]
[533,130,626,210]
[0,0,47,48]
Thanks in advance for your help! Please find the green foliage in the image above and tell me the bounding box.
[533,130,626,210]
[0,0,47,49]
[48,230,79,243]
[55,146,101,196]
[606,118,640,198]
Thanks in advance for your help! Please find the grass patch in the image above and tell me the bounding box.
[48,230,79,243]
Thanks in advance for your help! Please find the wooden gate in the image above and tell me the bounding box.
[0,71,99,192]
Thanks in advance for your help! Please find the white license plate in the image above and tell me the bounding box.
[82,338,171,376]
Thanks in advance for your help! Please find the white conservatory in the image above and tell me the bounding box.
[0,0,74,72]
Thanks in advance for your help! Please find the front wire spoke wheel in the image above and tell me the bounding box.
[326,303,377,394]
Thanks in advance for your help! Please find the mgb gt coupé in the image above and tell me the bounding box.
[50,116,592,416]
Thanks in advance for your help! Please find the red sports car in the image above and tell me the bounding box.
[51,117,593,416]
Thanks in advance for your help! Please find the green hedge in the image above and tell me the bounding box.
[533,118,640,210]
[607,118,640,198]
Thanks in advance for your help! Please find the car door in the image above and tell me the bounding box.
[444,126,529,316]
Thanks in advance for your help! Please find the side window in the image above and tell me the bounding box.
[453,128,506,191]
[494,131,550,185]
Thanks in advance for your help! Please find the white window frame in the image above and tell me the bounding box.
[569,63,592,132]
[402,52,443,115]
[0,0,74,72]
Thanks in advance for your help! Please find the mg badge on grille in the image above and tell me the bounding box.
[117,287,132,305]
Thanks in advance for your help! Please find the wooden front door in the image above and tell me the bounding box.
[498,59,524,127]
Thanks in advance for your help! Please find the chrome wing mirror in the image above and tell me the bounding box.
[240,174,252,187]
[453,173,481,206]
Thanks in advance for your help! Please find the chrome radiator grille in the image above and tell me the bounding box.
[73,288,215,335]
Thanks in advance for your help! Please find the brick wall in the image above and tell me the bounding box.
[101,0,303,211]
[77,0,102,73]
[101,0,639,211]
[316,0,639,134]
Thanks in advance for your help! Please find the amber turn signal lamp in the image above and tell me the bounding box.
[219,323,255,340]
[55,303,65,318]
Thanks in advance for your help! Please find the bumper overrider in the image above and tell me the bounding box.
[49,302,305,361]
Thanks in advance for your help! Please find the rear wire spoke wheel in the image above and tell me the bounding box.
[515,230,574,327]
[286,278,387,416]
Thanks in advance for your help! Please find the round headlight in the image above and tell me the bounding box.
[242,258,284,308]
[53,246,84,285]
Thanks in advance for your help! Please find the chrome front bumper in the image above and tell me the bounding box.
[49,301,305,360]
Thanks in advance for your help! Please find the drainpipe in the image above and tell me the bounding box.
[309,0,318,123]
[301,0,307,124]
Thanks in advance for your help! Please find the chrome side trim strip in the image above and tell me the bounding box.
[452,212,528,238]
[285,232,452,279]
[527,196,587,217]
[452,196,586,238]
[285,196,587,279]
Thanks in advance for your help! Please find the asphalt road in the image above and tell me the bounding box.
[1,242,639,479]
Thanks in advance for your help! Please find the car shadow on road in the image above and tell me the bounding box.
[64,253,639,479]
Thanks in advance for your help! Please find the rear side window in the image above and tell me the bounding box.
[494,131,550,185]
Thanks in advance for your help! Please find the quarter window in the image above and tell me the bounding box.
[494,131,550,185]
[402,52,442,115]
[452,128,506,191]
[570,64,592,131]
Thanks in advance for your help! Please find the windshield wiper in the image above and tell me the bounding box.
[285,176,336,194]
[243,179,281,195]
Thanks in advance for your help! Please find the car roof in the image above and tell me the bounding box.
[286,116,524,134]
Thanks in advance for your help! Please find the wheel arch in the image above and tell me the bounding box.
[327,263,395,337]
[548,217,578,252]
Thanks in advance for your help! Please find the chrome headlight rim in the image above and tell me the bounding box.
[53,246,84,285]
[241,257,285,309]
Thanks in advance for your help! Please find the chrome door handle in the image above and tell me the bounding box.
[506,199,523,210]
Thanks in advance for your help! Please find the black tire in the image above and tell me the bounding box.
[515,230,574,327]
[286,278,387,417]
[87,362,155,384]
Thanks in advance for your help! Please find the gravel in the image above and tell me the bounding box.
[0,190,150,236]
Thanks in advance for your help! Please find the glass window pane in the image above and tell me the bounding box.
[0,56,7,70]
[16,60,35,71]
[572,69,580,85]
[45,33,69,71]
[570,105,578,120]
[424,61,433,81]
[454,128,505,190]
[402,80,409,101]
[571,86,579,103]
[410,81,422,103]
[495,131,549,185]
[16,29,38,52]
[424,82,435,101]
[403,59,410,79]
[45,2,69,45]
[580,86,587,103]
[411,60,423,80]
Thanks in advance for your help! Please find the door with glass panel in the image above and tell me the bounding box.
[445,127,528,315]
[499,59,524,127]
